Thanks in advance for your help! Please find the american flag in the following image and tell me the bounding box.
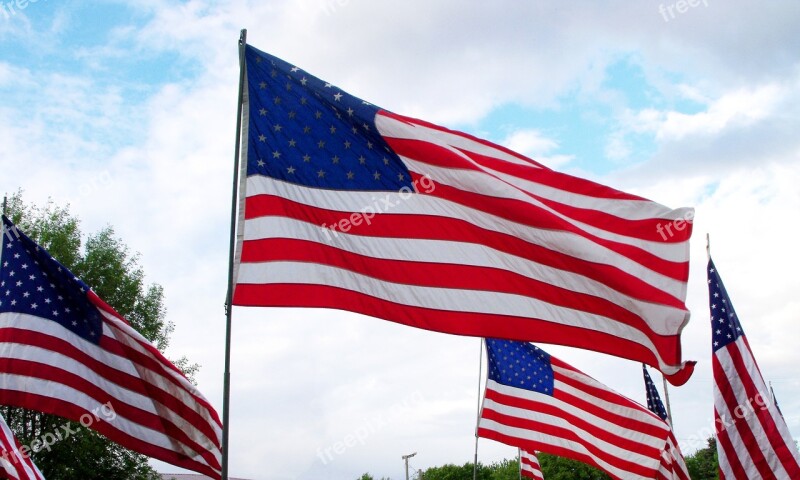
[519,448,543,480]
[232,44,695,384]
[708,259,800,478]
[642,365,689,480]
[477,339,672,480]
[0,411,44,480]
[0,216,223,479]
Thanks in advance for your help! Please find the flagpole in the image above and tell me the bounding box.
[222,27,247,480]
[518,447,522,480]
[473,338,484,480]
[661,374,673,426]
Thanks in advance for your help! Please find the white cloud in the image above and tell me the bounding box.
[2,1,800,478]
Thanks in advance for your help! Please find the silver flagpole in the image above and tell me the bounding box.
[661,374,674,426]
[222,28,247,480]
[473,338,485,480]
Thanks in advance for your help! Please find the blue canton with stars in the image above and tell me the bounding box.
[642,364,669,422]
[245,45,413,192]
[1,216,102,343]
[707,259,744,353]
[485,339,554,395]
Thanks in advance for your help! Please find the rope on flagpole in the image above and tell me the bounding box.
[222,27,247,480]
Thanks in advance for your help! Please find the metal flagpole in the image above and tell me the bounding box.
[222,27,247,480]
[473,338,485,480]
[661,374,673,425]
[518,447,522,480]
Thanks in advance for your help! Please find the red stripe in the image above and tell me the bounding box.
[378,110,549,170]
[714,412,749,480]
[0,327,220,449]
[101,322,222,433]
[425,181,689,282]
[383,133,689,274]
[241,237,667,341]
[243,194,687,309]
[0,357,220,473]
[724,341,800,477]
[480,406,657,478]
[552,360,665,417]
[233,283,680,370]
[484,387,664,460]
[713,352,774,478]
[478,427,642,480]
[0,390,220,479]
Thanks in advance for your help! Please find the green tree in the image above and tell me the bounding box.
[1,194,192,479]
[420,461,490,480]
[538,452,611,480]
[685,437,719,480]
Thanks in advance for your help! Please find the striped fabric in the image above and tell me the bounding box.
[519,448,544,479]
[642,365,689,480]
[0,411,45,480]
[708,259,800,479]
[478,339,671,480]
[0,216,223,479]
[233,44,695,385]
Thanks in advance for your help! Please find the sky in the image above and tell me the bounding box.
[1,0,799,479]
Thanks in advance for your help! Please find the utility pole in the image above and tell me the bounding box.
[402,452,417,480]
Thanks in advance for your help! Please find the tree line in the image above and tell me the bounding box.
[357,437,720,480]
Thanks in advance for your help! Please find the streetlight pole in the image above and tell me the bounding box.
[402,452,417,480]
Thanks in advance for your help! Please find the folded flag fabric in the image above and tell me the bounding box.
[0,216,223,479]
[232,44,695,385]
[0,411,45,480]
[477,338,672,480]
[519,448,544,479]
[708,258,800,479]
[642,365,689,480]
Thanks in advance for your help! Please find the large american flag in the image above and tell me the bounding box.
[233,44,695,384]
[477,339,672,480]
[708,259,800,478]
[0,216,223,479]
[519,448,543,480]
[0,411,44,480]
[642,365,689,480]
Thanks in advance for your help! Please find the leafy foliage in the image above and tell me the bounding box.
[1,194,188,479]
[685,437,720,480]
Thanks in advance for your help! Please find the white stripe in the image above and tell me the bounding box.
[0,313,221,467]
[479,415,652,480]
[375,113,541,168]
[376,112,693,222]
[714,352,765,479]
[100,310,223,437]
[490,379,667,449]
[0,372,218,470]
[553,367,667,432]
[400,155,691,263]
[0,415,43,480]
[243,215,686,334]
[717,343,788,478]
[244,175,688,301]
[236,261,682,369]
[715,436,737,480]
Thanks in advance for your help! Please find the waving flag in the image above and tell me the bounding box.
[519,449,543,480]
[0,411,45,480]
[0,216,223,479]
[477,339,672,480]
[232,44,695,384]
[708,259,800,479]
[642,365,689,480]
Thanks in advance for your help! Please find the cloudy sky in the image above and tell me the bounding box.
[2,0,799,479]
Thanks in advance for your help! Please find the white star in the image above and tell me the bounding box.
[333,92,342,101]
